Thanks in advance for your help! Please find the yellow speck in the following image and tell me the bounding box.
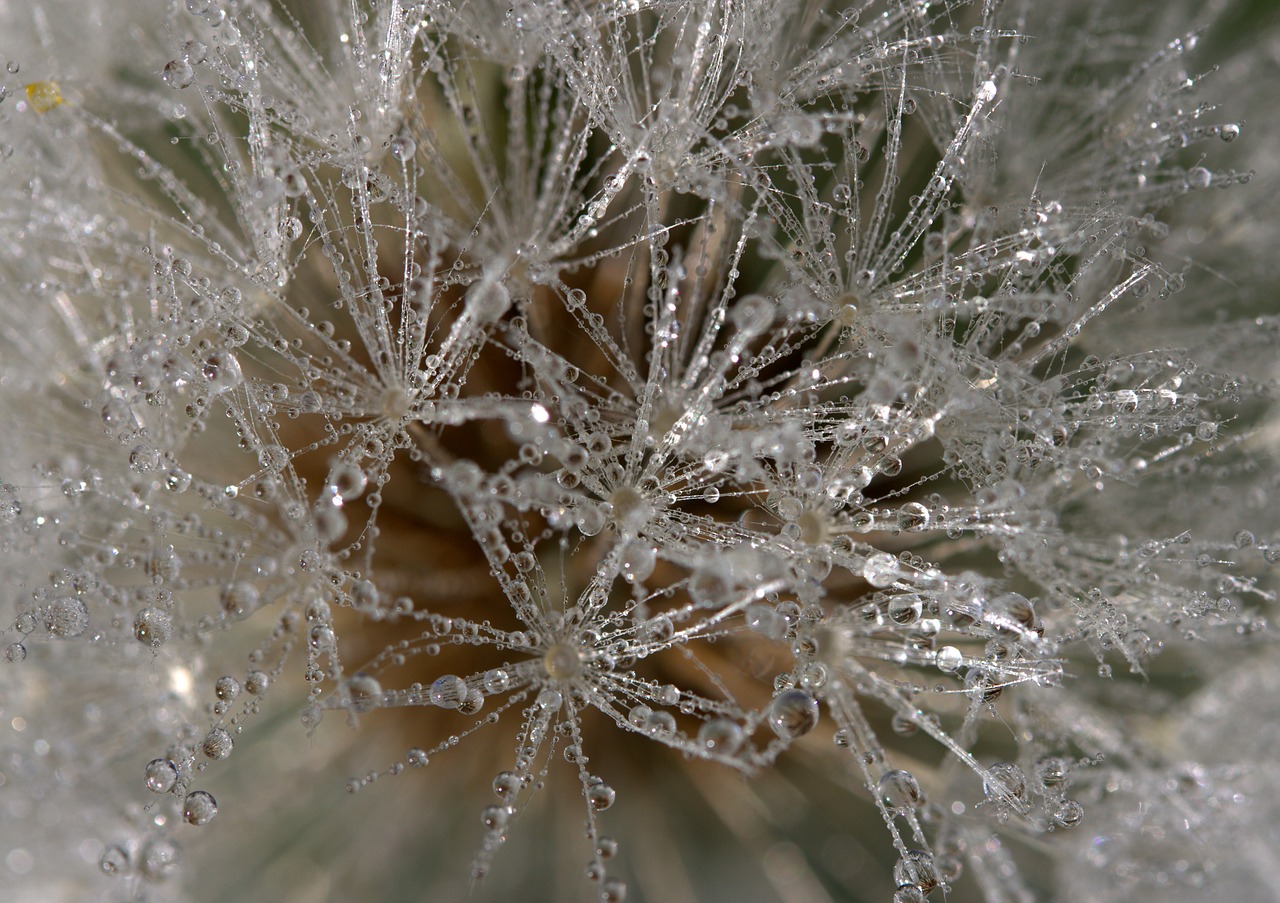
[25,81,64,113]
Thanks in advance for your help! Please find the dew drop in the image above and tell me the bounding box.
[144,758,178,793]
[586,780,616,811]
[493,770,520,797]
[878,769,921,813]
[863,552,900,588]
[328,463,368,500]
[482,805,511,829]
[389,135,416,160]
[134,608,172,649]
[893,850,939,892]
[935,645,962,672]
[618,539,656,584]
[429,675,468,709]
[202,351,242,393]
[183,790,218,825]
[1186,166,1212,189]
[162,59,195,89]
[768,689,819,740]
[244,670,269,695]
[140,838,180,880]
[643,710,676,735]
[484,668,511,694]
[202,728,234,760]
[1053,798,1084,828]
[45,597,89,638]
[100,845,129,876]
[697,718,744,755]
[983,762,1027,804]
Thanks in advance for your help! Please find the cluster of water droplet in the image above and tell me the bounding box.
[0,0,1274,900]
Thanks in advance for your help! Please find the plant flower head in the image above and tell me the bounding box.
[0,1,1276,901]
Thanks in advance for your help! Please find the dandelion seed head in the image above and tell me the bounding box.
[0,0,1276,901]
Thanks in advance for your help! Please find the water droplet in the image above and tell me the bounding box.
[163,59,195,89]
[482,804,511,829]
[888,594,923,625]
[484,669,510,694]
[3,642,26,663]
[1220,123,1240,141]
[891,712,918,737]
[165,468,192,492]
[643,710,676,735]
[346,673,383,712]
[183,790,218,825]
[730,294,774,332]
[1186,166,1212,189]
[389,135,416,160]
[618,540,656,584]
[328,464,368,501]
[139,838,180,880]
[145,758,178,793]
[492,770,520,797]
[745,603,784,638]
[983,762,1027,804]
[586,780,616,811]
[893,850,939,892]
[1036,756,1071,789]
[45,597,89,638]
[878,769,921,813]
[202,728,234,760]
[863,552,899,588]
[245,670,269,695]
[429,675,468,709]
[1053,798,1084,828]
[893,886,926,903]
[697,718,744,755]
[935,646,962,672]
[100,845,129,875]
[202,351,242,393]
[768,689,819,739]
[134,608,172,648]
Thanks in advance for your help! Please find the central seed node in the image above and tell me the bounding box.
[543,642,583,681]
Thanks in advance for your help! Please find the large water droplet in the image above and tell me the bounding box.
[768,690,819,740]
[429,675,468,709]
[45,597,89,638]
[586,780,616,811]
[162,59,194,89]
[144,758,178,793]
[863,552,900,588]
[183,790,218,825]
[202,728,234,760]
[878,769,921,813]
[697,718,744,755]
